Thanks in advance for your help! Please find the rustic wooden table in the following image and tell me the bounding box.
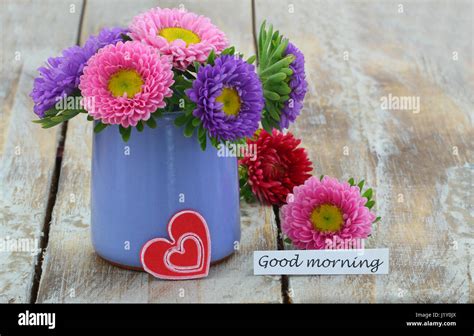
[0,0,472,303]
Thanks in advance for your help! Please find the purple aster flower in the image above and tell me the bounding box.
[280,42,308,129]
[186,55,264,141]
[30,27,128,118]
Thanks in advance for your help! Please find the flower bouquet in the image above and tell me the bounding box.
[31,7,309,270]
[31,7,380,273]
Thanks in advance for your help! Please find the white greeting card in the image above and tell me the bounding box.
[254,248,389,275]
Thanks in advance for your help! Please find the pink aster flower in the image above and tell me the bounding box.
[281,176,377,250]
[79,41,174,127]
[129,7,228,70]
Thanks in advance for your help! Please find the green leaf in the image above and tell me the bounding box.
[266,104,281,121]
[52,109,81,123]
[198,124,206,139]
[146,116,157,129]
[278,95,289,102]
[238,164,248,180]
[260,55,294,77]
[264,90,280,101]
[121,33,132,42]
[283,237,292,244]
[153,108,163,119]
[238,169,257,204]
[357,180,365,191]
[207,49,216,65]
[362,188,373,200]
[61,110,77,117]
[246,55,256,64]
[199,134,207,151]
[136,121,144,132]
[261,24,273,62]
[210,136,219,148]
[192,117,201,127]
[34,109,83,129]
[193,61,201,72]
[184,104,194,115]
[87,115,94,121]
[270,83,291,95]
[365,200,375,209]
[33,118,62,129]
[50,115,65,123]
[269,37,289,63]
[265,72,287,84]
[348,178,355,186]
[174,113,189,127]
[222,46,235,56]
[44,107,60,117]
[258,21,266,58]
[280,68,293,76]
[374,216,381,223]
[320,175,325,181]
[38,122,59,129]
[240,184,256,203]
[261,116,273,133]
[184,119,195,137]
[119,126,131,142]
[268,115,281,129]
[44,123,62,129]
[93,121,108,133]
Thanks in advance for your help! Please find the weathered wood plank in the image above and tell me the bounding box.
[37,0,281,303]
[255,0,473,303]
[0,0,84,303]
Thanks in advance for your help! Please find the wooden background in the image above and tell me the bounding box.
[0,0,472,303]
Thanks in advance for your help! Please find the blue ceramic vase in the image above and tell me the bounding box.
[91,113,241,269]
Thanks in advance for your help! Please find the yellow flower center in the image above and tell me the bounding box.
[310,204,344,233]
[158,27,201,46]
[216,88,241,116]
[108,69,144,98]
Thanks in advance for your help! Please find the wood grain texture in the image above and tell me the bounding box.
[36,0,281,303]
[0,0,84,303]
[255,0,473,303]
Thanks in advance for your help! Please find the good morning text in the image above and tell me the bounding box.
[253,249,389,275]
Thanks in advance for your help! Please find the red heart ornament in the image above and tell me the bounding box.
[140,210,211,280]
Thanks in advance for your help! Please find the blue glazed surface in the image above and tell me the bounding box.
[91,113,241,268]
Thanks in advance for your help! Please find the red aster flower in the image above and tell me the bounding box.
[239,129,313,206]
